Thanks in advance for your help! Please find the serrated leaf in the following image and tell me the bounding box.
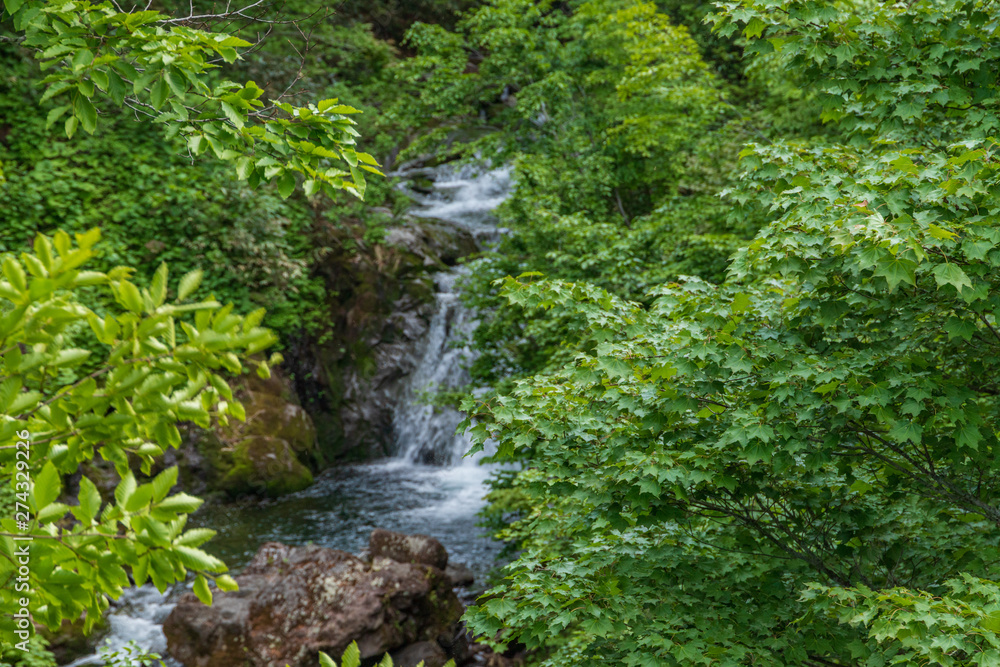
[152,466,178,502]
[115,472,137,509]
[177,269,203,301]
[215,574,239,592]
[77,477,101,523]
[873,257,916,290]
[156,492,203,514]
[193,574,213,605]
[342,643,361,667]
[125,484,154,512]
[220,101,245,129]
[150,78,169,110]
[175,545,226,572]
[932,263,972,293]
[34,461,61,510]
[150,262,168,307]
[277,172,295,199]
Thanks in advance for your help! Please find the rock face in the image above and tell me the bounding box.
[283,216,480,461]
[163,540,464,667]
[370,528,449,570]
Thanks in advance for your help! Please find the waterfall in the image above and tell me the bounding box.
[58,162,510,667]
[392,163,510,466]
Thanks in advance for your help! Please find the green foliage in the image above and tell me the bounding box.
[458,0,1000,664]
[0,229,275,638]
[310,642,455,667]
[394,0,763,386]
[805,576,1000,665]
[1,0,380,199]
[0,634,55,667]
[98,640,165,667]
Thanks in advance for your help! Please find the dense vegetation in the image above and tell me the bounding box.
[5,0,1000,665]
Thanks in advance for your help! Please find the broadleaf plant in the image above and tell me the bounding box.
[3,0,382,199]
[0,228,277,638]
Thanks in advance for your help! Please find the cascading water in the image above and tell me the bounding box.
[393,163,510,466]
[60,162,510,666]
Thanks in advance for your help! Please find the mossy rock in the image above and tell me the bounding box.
[223,390,318,455]
[220,436,314,498]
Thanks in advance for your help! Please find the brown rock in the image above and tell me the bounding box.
[391,640,449,667]
[370,528,449,570]
[444,562,475,588]
[163,542,463,667]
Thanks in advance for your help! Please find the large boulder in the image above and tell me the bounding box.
[163,542,463,667]
[221,390,318,456]
[219,435,314,498]
[370,528,449,570]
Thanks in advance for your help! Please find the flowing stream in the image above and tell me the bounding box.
[62,163,510,666]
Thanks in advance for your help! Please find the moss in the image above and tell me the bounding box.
[220,436,314,498]
[220,391,318,455]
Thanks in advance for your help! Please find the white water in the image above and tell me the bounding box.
[393,162,509,467]
[63,586,180,667]
[60,162,510,666]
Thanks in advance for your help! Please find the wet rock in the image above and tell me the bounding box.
[444,562,475,588]
[391,640,450,667]
[370,528,449,570]
[283,215,483,462]
[163,542,463,667]
[385,220,477,269]
[219,436,314,498]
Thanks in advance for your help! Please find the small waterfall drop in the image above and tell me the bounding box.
[59,162,510,667]
[392,163,510,466]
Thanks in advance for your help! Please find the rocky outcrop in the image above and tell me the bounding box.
[284,217,480,462]
[370,528,449,570]
[163,540,464,667]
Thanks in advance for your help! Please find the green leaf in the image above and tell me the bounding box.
[597,356,631,378]
[174,528,216,547]
[150,78,170,110]
[150,262,168,307]
[277,172,296,199]
[77,477,101,523]
[152,466,178,502]
[156,493,203,514]
[177,269,203,301]
[235,156,253,180]
[319,652,338,667]
[873,256,917,290]
[341,643,361,667]
[731,293,752,314]
[174,545,226,572]
[34,461,61,511]
[125,484,154,512]
[215,574,239,592]
[220,101,245,129]
[118,280,144,313]
[46,105,71,129]
[193,574,213,605]
[115,472,137,509]
[932,263,972,293]
[75,97,98,134]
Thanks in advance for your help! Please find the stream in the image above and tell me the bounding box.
[63,162,511,666]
